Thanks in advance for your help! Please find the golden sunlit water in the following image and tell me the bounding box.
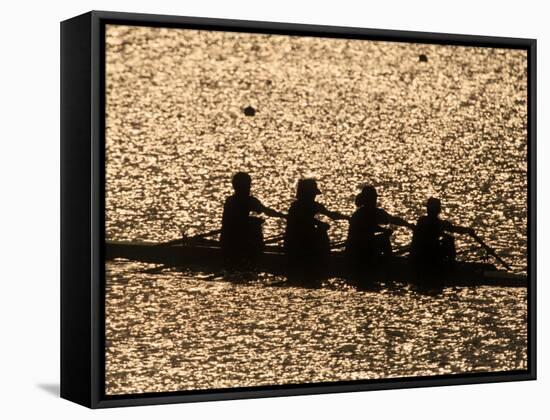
[105,25,528,395]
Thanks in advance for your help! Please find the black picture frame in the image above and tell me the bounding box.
[61,10,537,409]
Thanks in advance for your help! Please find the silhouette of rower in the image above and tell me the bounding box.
[284,178,349,282]
[346,185,413,265]
[220,172,285,263]
[410,197,474,270]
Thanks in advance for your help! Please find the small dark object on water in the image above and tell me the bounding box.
[244,106,256,116]
[419,54,428,63]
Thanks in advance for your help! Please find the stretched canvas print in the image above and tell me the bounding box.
[60,11,535,408]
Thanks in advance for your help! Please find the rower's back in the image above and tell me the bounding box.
[346,186,390,258]
[410,198,454,267]
[284,179,328,257]
[284,179,330,285]
[346,206,389,254]
[284,198,325,254]
[220,172,264,261]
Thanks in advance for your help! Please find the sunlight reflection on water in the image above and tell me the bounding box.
[104,25,528,395]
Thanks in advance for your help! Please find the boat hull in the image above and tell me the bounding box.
[105,240,527,288]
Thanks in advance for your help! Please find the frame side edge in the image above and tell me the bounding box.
[60,12,94,408]
[528,38,537,380]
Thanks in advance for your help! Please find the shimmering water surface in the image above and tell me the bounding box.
[105,25,528,395]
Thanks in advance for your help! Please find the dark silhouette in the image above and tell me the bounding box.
[284,178,349,284]
[243,105,256,116]
[410,197,474,279]
[346,185,413,276]
[220,172,285,264]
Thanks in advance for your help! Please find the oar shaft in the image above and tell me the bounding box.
[155,237,185,247]
[189,229,221,240]
[470,233,511,271]
[264,234,285,244]
[393,244,410,256]
[330,240,347,249]
[156,228,221,247]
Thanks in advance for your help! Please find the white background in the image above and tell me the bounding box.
[0,0,547,418]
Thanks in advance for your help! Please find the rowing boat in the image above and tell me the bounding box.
[105,240,527,288]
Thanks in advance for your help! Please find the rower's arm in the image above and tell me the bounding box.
[254,198,286,219]
[321,209,350,221]
[375,225,393,234]
[262,206,287,219]
[447,223,475,236]
[388,215,415,230]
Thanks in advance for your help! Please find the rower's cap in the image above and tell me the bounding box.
[356,185,377,207]
[361,185,378,198]
[232,172,252,190]
[426,197,442,213]
[297,178,321,197]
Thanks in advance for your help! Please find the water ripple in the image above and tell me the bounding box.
[104,25,528,395]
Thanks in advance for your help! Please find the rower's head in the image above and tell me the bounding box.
[296,178,321,201]
[232,172,252,196]
[426,197,442,217]
[356,185,378,208]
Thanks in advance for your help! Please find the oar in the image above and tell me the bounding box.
[264,233,285,245]
[457,244,482,256]
[393,244,410,256]
[330,239,347,249]
[187,228,221,241]
[469,232,512,271]
[155,228,221,247]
